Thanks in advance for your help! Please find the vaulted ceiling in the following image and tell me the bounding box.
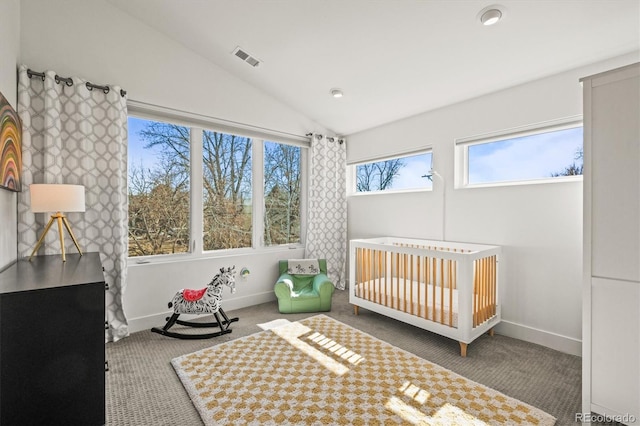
[108,0,640,135]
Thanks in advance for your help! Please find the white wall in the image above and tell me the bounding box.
[20,0,321,136]
[0,0,20,270]
[20,0,325,331]
[16,0,639,354]
[347,52,639,356]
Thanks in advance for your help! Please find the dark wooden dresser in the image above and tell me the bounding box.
[0,252,105,426]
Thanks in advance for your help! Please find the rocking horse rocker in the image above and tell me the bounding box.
[151,266,239,339]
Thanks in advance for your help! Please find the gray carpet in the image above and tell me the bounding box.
[106,290,581,425]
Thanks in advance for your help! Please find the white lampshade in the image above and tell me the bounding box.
[30,184,86,213]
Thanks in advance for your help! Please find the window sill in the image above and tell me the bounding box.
[127,244,304,267]
[348,188,433,197]
[458,175,582,189]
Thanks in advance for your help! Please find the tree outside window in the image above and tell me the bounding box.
[355,152,433,193]
[264,141,301,246]
[202,130,252,251]
[128,119,190,257]
[128,116,304,257]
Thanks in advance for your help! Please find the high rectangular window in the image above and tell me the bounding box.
[354,151,433,193]
[458,119,583,187]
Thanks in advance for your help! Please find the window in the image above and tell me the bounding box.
[202,130,252,251]
[128,117,191,257]
[264,141,301,246]
[458,118,583,187]
[353,151,433,193]
[127,110,306,259]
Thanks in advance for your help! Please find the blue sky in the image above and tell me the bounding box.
[356,152,433,192]
[128,117,164,171]
[468,126,583,184]
[388,152,433,190]
[130,117,582,188]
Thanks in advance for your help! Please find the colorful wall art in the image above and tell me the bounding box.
[0,90,22,192]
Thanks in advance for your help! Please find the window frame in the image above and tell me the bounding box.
[455,116,583,189]
[127,102,308,264]
[348,148,434,196]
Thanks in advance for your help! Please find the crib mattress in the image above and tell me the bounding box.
[354,278,459,328]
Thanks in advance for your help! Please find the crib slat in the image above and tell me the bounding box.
[374,249,378,303]
[485,256,490,319]
[372,248,376,303]
[384,250,389,308]
[478,258,486,325]
[416,255,421,318]
[369,248,372,301]
[478,258,487,324]
[403,253,408,313]
[409,254,414,315]
[482,257,487,324]
[357,248,362,298]
[363,248,367,300]
[449,259,453,327]
[368,249,372,302]
[493,255,497,316]
[395,252,400,310]
[364,248,369,301]
[484,257,491,321]
[485,257,491,321]
[439,258,444,324]
[492,255,497,317]
[372,249,376,303]
[432,257,436,323]
[424,256,429,320]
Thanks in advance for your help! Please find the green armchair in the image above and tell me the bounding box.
[274,259,335,313]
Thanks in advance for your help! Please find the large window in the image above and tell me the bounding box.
[202,130,252,251]
[264,141,301,246]
[127,112,305,259]
[457,118,583,187]
[128,117,191,257]
[353,151,433,193]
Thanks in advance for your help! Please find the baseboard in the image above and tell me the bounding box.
[126,291,277,334]
[127,294,583,357]
[495,320,582,356]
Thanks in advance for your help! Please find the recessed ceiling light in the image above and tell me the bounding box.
[330,88,343,98]
[478,5,505,26]
[481,9,501,25]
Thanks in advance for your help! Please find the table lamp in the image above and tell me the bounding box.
[29,184,85,262]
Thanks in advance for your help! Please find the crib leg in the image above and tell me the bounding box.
[353,305,359,315]
[488,328,495,336]
[459,342,468,357]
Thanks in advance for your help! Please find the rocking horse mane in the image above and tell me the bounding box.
[206,266,236,293]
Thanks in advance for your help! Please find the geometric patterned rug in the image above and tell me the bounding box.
[172,315,556,425]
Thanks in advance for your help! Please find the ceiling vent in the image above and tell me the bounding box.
[232,46,261,68]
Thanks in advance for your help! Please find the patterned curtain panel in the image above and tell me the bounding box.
[16,65,129,342]
[305,134,347,289]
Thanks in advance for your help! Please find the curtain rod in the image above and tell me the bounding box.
[129,99,311,145]
[305,133,345,144]
[26,68,127,98]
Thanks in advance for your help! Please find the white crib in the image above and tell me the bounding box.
[349,237,502,356]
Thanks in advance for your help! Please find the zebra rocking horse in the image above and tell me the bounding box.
[151,266,239,339]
